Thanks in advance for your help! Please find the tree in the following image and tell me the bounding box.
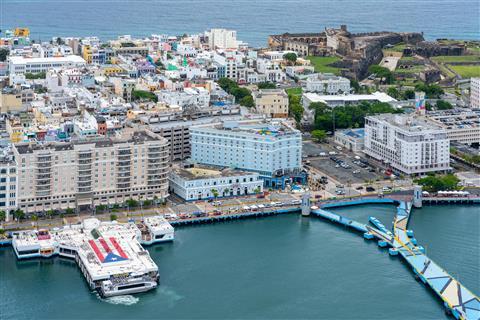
[289,103,304,124]
[283,53,297,65]
[386,87,400,99]
[56,37,65,45]
[110,214,118,221]
[143,200,152,207]
[402,89,415,100]
[211,189,219,199]
[0,211,5,222]
[45,210,55,219]
[65,208,75,216]
[14,209,25,221]
[126,199,138,208]
[0,48,9,62]
[239,95,254,108]
[257,82,276,89]
[311,129,327,142]
[414,83,444,99]
[436,100,453,110]
[368,65,394,84]
[132,90,158,102]
[415,174,460,192]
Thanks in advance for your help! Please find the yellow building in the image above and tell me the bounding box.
[14,27,30,37]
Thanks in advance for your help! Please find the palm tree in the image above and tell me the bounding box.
[211,189,219,200]
[14,209,25,222]
[31,214,38,230]
[0,210,6,223]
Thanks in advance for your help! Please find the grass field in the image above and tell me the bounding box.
[286,87,302,96]
[431,55,480,63]
[448,65,480,78]
[306,56,342,74]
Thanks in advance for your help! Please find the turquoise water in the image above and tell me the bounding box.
[2,0,479,46]
[1,205,478,319]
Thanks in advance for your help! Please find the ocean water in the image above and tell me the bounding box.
[0,205,478,319]
[1,0,479,47]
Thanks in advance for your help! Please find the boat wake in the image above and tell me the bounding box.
[158,286,183,307]
[98,294,140,306]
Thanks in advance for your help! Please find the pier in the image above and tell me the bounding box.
[311,199,480,320]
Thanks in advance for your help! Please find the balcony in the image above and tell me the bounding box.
[78,159,92,165]
[117,161,131,167]
[37,162,52,168]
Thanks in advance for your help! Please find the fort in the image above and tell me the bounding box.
[268,25,425,79]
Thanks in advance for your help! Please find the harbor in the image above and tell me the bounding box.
[1,191,479,318]
[0,202,478,319]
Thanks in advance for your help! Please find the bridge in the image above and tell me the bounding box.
[310,198,480,320]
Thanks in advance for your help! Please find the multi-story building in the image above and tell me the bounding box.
[12,129,169,214]
[190,120,305,188]
[364,114,450,175]
[8,55,87,77]
[428,110,480,145]
[205,29,238,49]
[252,89,289,118]
[0,148,17,221]
[471,77,480,109]
[168,164,263,201]
[304,73,351,94]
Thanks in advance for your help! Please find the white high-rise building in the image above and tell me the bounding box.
[364,114,450,175]
[190,120,305,188]
[206,29,238,49]
[471,78,480,109]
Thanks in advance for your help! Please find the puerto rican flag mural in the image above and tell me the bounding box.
[88,237,129,263]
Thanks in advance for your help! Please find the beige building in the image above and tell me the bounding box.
[13,129,169,213]
[253,89,289,118]
[0,89,32,113]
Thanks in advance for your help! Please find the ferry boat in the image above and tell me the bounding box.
[137,216,174,245]
[12,229,58,259]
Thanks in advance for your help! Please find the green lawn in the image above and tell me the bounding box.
[306,56,342,74]
[394,65,426,75]
[431,55,480,63]
[286,87,302,96]
[449,65,480,78]
[387,43,407,52]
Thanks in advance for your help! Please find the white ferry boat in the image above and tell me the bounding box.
[137,216,175,245]
[12,229,58,259]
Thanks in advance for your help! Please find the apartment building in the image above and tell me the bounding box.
[190,120,305,188]
[205,29,238,49]
[0,149,17,221]
[364,114,450,175]
[252,89,289,118]
[12,129,169,213]
[471,78,480,109]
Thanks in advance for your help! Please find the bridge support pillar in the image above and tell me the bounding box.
[301,193,311,216]
[413,185,423,208]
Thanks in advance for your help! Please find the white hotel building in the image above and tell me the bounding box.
[364,114,450,175]
[169,165,263,201]
[190,120,306,189]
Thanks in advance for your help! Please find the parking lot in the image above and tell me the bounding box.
[309,155,381,184]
